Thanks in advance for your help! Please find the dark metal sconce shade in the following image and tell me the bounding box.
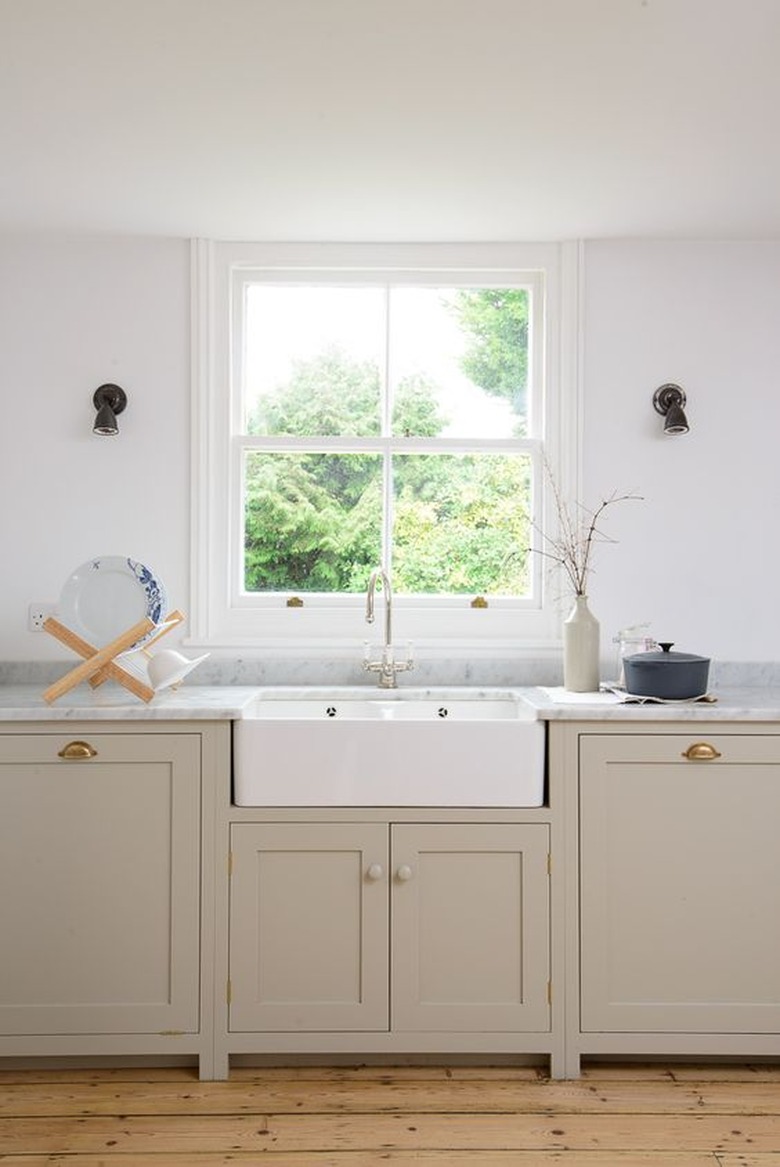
[653,383,689,435]
[92,384,127,436]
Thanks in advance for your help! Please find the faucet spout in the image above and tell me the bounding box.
[364,566,413,689]
[366,567,393,651]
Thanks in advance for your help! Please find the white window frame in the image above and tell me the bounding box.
[190,241,581,655]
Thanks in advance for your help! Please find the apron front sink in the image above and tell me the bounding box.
[233,690,545,807]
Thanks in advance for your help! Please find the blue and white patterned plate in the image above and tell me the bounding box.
[59,557,168,650]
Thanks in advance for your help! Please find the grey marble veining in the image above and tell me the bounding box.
[0,654,565,689]
[182,655,566,688]
[710,660,780,687]
[6,655,780,690]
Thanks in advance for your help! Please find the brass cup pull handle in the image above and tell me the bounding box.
[58,740,98,760]
[682,741,721,761]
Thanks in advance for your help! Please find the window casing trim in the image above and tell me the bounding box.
[190,240,581,652]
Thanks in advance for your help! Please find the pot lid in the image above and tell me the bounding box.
[624,641,710,664]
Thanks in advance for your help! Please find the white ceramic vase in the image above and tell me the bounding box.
[563,594,600,692]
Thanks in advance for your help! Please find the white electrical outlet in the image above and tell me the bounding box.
[28,603,54,631]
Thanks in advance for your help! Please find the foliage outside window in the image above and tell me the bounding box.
[242,284,534,597]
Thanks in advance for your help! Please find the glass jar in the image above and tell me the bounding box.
[614,624,657,687]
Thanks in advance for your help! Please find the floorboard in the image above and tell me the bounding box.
[0,1063,777,1164]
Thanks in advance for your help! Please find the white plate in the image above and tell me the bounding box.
[59,557,168,649]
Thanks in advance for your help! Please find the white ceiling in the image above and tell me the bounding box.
[1,0,779,240]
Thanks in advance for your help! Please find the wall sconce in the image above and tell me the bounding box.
[92,384,127,436]
[653,383,689,436]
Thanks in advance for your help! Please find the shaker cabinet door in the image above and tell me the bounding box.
[579,734,780,1033]
[229,822,389,1032]
[391,823,550,1033]
[0,733,201,1036]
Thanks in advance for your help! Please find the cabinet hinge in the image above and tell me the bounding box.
[227,979,232,1005]
[547,980,553,1005]
[228,851,233,877]
[547,852,552,876]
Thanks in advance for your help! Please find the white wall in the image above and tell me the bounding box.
[0,236,191,660]
[2,235,778,664]
[583,240,780,663]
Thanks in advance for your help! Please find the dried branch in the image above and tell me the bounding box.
[533,466,642,596]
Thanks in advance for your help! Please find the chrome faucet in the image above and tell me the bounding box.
[364,566,413,688]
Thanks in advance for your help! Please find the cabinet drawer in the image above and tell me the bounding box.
[580,732,780,768]
[0,732,199,766]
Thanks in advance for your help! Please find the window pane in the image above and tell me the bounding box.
[392,454,532,595]
[390,288,529,439]
[244,452,382,592]
[244,287,384,436]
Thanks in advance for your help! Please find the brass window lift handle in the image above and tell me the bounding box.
[58,740,98,760]
[682,741,721,761]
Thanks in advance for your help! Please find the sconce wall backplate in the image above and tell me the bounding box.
[93,384,127,415]
[653,383,686,415]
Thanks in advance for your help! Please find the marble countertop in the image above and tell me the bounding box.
[521,685,780,721]
[2,682,780,722]
[0,684,261,720]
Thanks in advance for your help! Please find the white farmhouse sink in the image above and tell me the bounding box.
[233,691,545,807]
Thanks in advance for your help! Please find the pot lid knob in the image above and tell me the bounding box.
[658,642,674,653]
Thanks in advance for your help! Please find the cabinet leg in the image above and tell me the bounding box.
[202,1049,230,1081]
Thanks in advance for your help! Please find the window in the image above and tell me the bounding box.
[191,242,579,652]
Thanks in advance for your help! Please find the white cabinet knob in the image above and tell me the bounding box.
[396,864,413,882]
[366,863,384,881]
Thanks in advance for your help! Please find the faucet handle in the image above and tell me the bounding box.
[363,640,385,672]
[362,639,414,685]
[394,640,414,673]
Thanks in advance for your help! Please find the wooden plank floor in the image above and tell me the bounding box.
[1,1062,780,1165]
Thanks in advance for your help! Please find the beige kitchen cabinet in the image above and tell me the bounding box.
[0,727,206,1062]
[577,731,780,1040]
[227,820,550,1040]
